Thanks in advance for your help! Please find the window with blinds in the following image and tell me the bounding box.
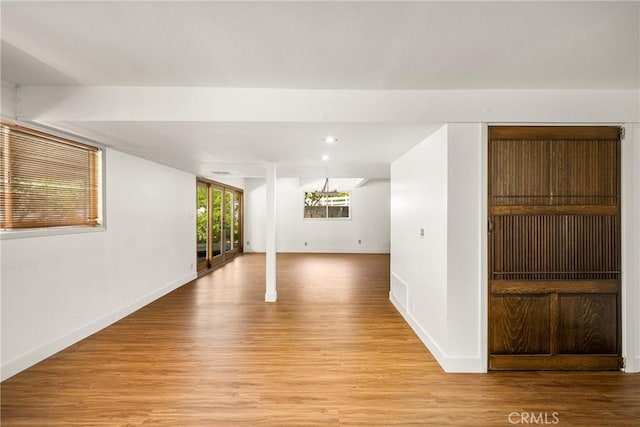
[0,123,101,230]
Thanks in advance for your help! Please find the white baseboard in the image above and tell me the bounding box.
[443,355,487,373]
[389,291,449,369]
[627,356,640,373]
[1,272,197,381]
[293,249,390,254]
[245,249,390,254]
[389,291,486,373]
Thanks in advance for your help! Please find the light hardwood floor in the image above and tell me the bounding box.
[2,253,639,426]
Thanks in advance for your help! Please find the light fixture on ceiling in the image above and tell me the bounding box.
[323,136,338,144]
[321,154,330,161]
[211,171,232,175]
[316,178,340,196]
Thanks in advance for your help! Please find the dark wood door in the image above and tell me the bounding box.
[488,126,622,370]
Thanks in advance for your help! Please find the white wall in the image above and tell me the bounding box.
[1,80,17,118]
[244,177,390,253]
[244,178,267,252]
[390,125,449,352]
[1,148,197,380]
[390,124,485,372]
[637,127,640,372]
[446,124,483,363]
[622,123,640,372]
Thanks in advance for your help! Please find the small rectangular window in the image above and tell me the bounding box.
[304,192,350,219]
[1,122,102,230]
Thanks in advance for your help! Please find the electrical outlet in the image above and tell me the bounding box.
[304,241,308,246]
[420,228,425,238]
[246,240,250,246]
[358,239,362,244]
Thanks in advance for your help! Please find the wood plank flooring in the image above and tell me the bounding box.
[2,253,639,426]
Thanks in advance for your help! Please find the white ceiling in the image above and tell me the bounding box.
[3,1,638,89]
[1,1,639,179]
[52,120,443,178]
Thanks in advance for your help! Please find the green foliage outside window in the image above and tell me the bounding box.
[197,187,208,243]
[304,192,350,218]
[197,187,223,248]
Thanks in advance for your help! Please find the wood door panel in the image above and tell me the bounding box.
[551,139,618,205]
[488,126,621,370]
[558,294,618,355]
[489,126,620,141]
[489,355,622,371]
[490,295,550,354]
[491,280,619,294]
[490,139,550,205]
[492,214,620,281]
[490,205,617,216]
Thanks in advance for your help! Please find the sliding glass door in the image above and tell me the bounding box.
[196,179,243,274]
[224,191,233,253]
[211,187,223,265]
[223,189,242,259]
[196,182,209,272]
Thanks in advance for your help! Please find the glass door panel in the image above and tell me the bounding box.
[233,193,241,249]
[211,188,223,258]
[224,191,233,252]
[196,183,209,271]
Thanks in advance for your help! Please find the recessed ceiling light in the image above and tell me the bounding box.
[323,136,338,144]
[321,154,330,161]
[211,171,232,175]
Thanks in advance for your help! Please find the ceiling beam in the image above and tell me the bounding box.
[16,87,640,124]
[353,178,369,189]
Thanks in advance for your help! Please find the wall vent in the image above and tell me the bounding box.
[391,273,408,311]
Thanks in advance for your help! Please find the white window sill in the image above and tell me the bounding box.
[303,218,352,221]
[0,225,106,240]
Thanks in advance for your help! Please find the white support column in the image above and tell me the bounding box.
[265,162,278,302]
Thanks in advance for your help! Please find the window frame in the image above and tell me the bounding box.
[0,121,106,240]
[303,191,352,220]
